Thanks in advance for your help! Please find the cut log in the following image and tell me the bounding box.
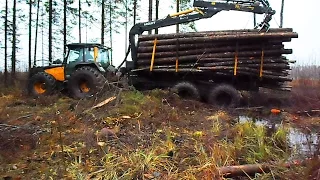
[197,66,289,77]
[137,44,284,59]
[135,68,203,73]
[202,59,289,66]
[132,66,291,81]
[137,49,293,65]
[138,32,298,46]
[134,28,297,90]
[138,28,294,41]
[202,63,290,69]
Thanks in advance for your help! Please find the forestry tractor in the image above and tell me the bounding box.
[27,0,296,107]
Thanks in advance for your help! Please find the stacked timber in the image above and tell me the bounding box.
[134,28,298,89]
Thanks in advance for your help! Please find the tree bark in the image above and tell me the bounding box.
[109,0,113,64]
[34,0,40,66]
[133,0,137,24]
[203,59,289,66]
[49,0,53,62]
[79,0,81,43]
[4,0,8,87]
[138,28,294,41]
[155,0,159,34]
[137,44,284,59]
[28,0,32,70]
[101,0,105,45]
[137,41,284,53]
[176,0,179,33]
[138,32,298,46]
[12,0,17,81]
[64,0,67,56]
[125,0,128,51]
[137,49,292,64]
[148,0,153,34]
[280,0,284,28]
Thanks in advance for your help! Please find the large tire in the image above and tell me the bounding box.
[171,82,200,100]
[67,66,106,99]
[208,84,241,108]
[27,72,57,97]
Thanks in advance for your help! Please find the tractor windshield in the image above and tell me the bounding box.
[66,47,94,64]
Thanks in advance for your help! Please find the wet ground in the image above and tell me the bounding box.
[0,88,319,179]
[239,115,320,159]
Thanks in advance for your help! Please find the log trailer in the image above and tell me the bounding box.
[27,0,297,107]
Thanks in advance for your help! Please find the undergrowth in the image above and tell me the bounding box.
[0,89,318,179]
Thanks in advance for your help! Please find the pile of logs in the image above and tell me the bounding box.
[135,28,298,89]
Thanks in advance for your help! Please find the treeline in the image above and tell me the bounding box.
[290,65,320,80]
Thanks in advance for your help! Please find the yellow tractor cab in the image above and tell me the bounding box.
[28,43,115,99]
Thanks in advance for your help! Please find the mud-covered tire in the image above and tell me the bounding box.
[171,82,200,100]
[208,84,241,108]
[67,66,106,99]
[27,72,57,97]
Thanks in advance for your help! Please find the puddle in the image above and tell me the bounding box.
[238,116,319,158]
[289,129,319,157]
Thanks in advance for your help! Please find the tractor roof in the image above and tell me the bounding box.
[66,43,110,49]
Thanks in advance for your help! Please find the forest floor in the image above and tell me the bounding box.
[0,80,319,180]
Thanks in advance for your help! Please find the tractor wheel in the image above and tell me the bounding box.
[171,82,200,101]
[28,72,57,97]
[208,84,241,108]
[67,66,106,99]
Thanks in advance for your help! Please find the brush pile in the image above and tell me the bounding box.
[134,28,298,89]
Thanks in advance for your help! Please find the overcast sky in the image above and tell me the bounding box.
[1,0,320,71]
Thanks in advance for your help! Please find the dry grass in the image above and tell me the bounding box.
[0,66,319,179]
[0,89,317,179]
[289,79,320,112]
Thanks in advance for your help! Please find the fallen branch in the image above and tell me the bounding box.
[217,158,315,178]
[16,114,33,120]
[85,96,116,113]
[295,110,320,115]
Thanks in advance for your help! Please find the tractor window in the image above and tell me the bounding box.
[66,47,95,64]
[67,48,83,64]
[84,48,94,61]
[97,49,110,65]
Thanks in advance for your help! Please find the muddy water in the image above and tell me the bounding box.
[238,115,319,158]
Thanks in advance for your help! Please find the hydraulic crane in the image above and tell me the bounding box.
[118,0,275,69]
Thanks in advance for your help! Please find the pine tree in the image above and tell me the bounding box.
[175,0,196,33]
[34,0,40,66]
[28,0,32,70]
[280,0,284,28]
[101,0,105,45]
[49,0,53,63]
[155,0,159,34]
[148,0,152,34]
[4,0,8,86]
[78,0,81,42]
[64,0,67,56]
[11,0,17,80]
[176,0,179,33]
